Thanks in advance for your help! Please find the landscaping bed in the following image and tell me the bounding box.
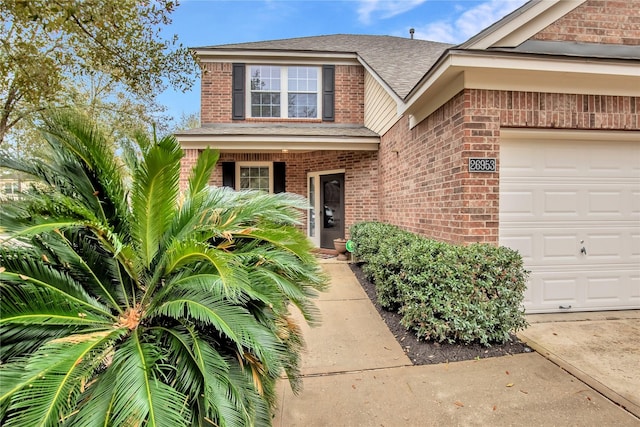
[349,262,532,365]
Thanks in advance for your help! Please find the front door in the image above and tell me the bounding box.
[320,173,345,249]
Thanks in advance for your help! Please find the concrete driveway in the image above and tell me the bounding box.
[273,261,640,426]
[518,310,640,418]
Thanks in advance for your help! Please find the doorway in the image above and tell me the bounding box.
[307,171,345,249]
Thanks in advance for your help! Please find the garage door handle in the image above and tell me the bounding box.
[580,246,587,255]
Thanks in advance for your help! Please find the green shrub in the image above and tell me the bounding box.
[350,222,417,310]
[350,222,528,346]
[350,221,403,262]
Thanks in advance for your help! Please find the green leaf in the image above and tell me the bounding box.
[2,329,125,427]
[131,134,182,267]
[109,330,191,427]
[188,148,219,195]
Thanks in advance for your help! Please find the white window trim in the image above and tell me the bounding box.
[246,65,322,119]
[236,162,274,193]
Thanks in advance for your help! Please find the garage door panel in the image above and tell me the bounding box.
[632,191,640,215]
[631,276,640,302]
[588,190,624,216]
[541,276,579,305]
[499,234,534,261]
[543,234,583,260]
[501,183,637,220]
[586,276,629,302]
[588,233,628,260]
[502,226,634,266]
[525,269,639,311]
[632,234,640,258]
[544,191,580,216]
[499,190,536,217]
[500,135,640,313]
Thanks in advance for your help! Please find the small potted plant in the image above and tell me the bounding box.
[333,238,348,261]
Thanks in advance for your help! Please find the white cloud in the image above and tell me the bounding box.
[413,0,528,44]
[357,0,428,25]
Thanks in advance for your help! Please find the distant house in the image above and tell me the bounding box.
[176,0,640,313]
[0,174,34,202]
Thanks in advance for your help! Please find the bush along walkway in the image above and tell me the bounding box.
[350,222,529,346]
[350,262,532,365]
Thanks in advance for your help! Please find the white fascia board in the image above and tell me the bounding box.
[448,52,640,77]
[462,0,586,49]
[177,135,380,152]
[194,49,359,65]
[501,128,640,142]
[400,55,456,116]
[402,52,639,128]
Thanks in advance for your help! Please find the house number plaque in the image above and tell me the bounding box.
[469,158,497,173]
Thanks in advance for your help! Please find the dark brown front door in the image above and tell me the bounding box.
[320,173,345,249]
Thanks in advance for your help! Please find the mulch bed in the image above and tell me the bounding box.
[349,262,532,365]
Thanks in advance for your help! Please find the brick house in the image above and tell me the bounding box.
[177,0,640,313]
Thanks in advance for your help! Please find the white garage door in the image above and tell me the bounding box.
[499,131,640,313]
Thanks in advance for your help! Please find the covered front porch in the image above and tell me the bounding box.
[176,123,380,248]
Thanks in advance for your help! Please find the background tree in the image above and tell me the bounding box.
[173,111,201,132]
[0,111,326,426]
[0,0,196,144]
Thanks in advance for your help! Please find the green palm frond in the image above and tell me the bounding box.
[40,110,130,234]
[0,257,114,319]
[149,291,260,353]
[109,330,191,427]
[188,148,219,195]
[220,190,309,227]
[131,134,183,268]
[159,241,248,296]
[0,284,111,327]
[62,360,119,427]
[234,226,317,261]
[36,230,130,310]
[156,324,258,426]
[2,329,126,427]
[162,269,269,307]
[0,325,72,361]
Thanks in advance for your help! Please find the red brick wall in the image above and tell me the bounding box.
[379,89,640,245]
[200,63,233,124]
[179,148,200,190]
[531,0,640,45]
[200,63,364,124]
[180,150,378,239]
[379,93,472,244]
[334,65,365,124]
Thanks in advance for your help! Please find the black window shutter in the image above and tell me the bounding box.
[232,63,245,120]
[273,162,286,193]
[222,162,235,188]
[322,65,335,122]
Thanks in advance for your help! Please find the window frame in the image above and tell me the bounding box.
[246,65,321,119]
[235,162,274,193]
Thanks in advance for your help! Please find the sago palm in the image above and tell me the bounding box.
[0,111,326,426]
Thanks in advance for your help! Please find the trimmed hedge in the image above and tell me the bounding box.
[350,222,528,346]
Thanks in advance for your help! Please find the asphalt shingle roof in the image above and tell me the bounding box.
[196,34,453,99]
[176,123,379,138]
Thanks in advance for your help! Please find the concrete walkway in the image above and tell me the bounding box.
[273,261,639,426]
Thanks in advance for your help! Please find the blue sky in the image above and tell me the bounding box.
[158,0,528,122]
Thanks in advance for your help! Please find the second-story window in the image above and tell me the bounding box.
[249,66,319,119]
